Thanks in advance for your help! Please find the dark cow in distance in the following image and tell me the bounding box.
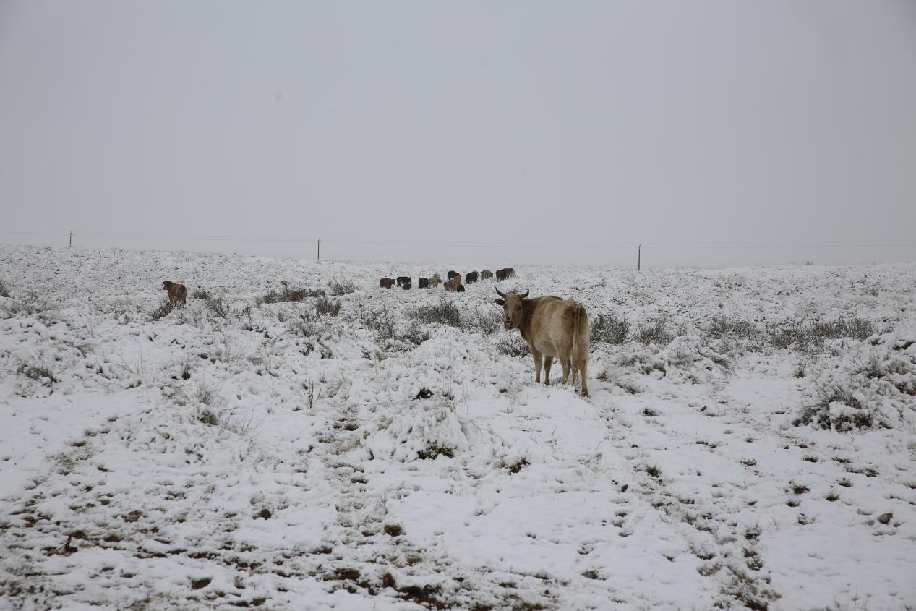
[481,270,493,280]
[162,281,187,306]
[380,278,395,289]
[447,270,460,281]
[402,280,412,290]
[418,277,429,289]
[396,276,410,287]
[494,287,589,397]
[465,271,479,284]
[495,268,509,281]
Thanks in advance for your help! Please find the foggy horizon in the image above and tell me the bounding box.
[2,1,915,268]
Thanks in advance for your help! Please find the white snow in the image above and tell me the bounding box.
[1,244,915,610]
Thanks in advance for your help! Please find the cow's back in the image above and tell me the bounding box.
[525,297,588,357]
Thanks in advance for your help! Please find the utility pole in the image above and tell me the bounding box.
[69,231,73,247]
[317,238,321,261]
[637,243,641,271]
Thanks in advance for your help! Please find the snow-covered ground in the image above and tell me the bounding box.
[1,244,915,611]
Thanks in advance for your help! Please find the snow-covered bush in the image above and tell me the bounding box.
[590,313,630,344]
[149,300,175,321]
[329,279,357,296]
[315,296,342,317]
[705,315,759,341]
[367,396,469,462]
[3,288,57,321]
[768,317,878,352]
[256,284,325,305]
[410,299,502,335]
[794,335,916,432]
[495,333,530,357]
[614,335,731,383]
[634,319,674,345]
[361,305,429,350]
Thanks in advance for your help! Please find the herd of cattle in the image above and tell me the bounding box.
[160,265,590,396]
[379,267,515,291]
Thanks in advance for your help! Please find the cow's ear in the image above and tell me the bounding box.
[494,298,505,306]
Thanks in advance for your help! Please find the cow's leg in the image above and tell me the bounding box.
[532,349,542,383]
[560,350,571,384]
[577,357,588,397]
[543,356,553,385]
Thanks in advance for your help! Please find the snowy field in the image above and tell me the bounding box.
[1,244,915,611]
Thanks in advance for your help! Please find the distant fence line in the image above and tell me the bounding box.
[2,230,915,268]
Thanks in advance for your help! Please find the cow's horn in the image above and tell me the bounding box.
[495,286,505,297]
[522,290,529,298]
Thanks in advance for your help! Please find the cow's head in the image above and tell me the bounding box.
[162,281,172,290]
[495,287,529,330]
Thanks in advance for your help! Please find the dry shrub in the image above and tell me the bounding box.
[329,279,357,296]
[591,313,630,344]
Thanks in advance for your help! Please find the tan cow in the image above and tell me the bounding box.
[443,276,463,292]
[162,281,187,306]
[429,273,442,288]
[481,270,493,280]
[495,287,589,397]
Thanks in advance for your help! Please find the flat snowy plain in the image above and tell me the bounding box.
[1,244,915,611]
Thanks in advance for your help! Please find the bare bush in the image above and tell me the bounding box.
[257,284,325,305]
[591,313,630,344]
[635,319,673,345]
[6,289,55,318]
[496,334,530,357]
[410,299,502,335]
[289,312,320,338]
[17,363,56,385]
[195,380,216,406]
[362,307,397,341]
[412,299,463,328]
[0,279,9,298]
[150,300,175,321]
[361,306,428,348]
[203,295,229,318]
[191,288,210,300]
[810,317,877,342]
[315,296,342,317]
[475,309,503,335]
[198,409,219,426]
[705,315,760,342]
[768,317,878,351]
[329,279,357,296]
[398,323,430,347]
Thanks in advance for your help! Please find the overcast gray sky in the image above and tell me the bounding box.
[1,1,914,267]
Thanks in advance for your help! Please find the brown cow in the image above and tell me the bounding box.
[380,278,395,289]
[429,273,442,288]
[162,281,187,306]
[443,276,463,292]
[481,270,493,280]
[496,268,513,281]
[494,287,589,397]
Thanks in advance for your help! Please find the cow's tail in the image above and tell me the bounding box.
[571,302,589,396]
